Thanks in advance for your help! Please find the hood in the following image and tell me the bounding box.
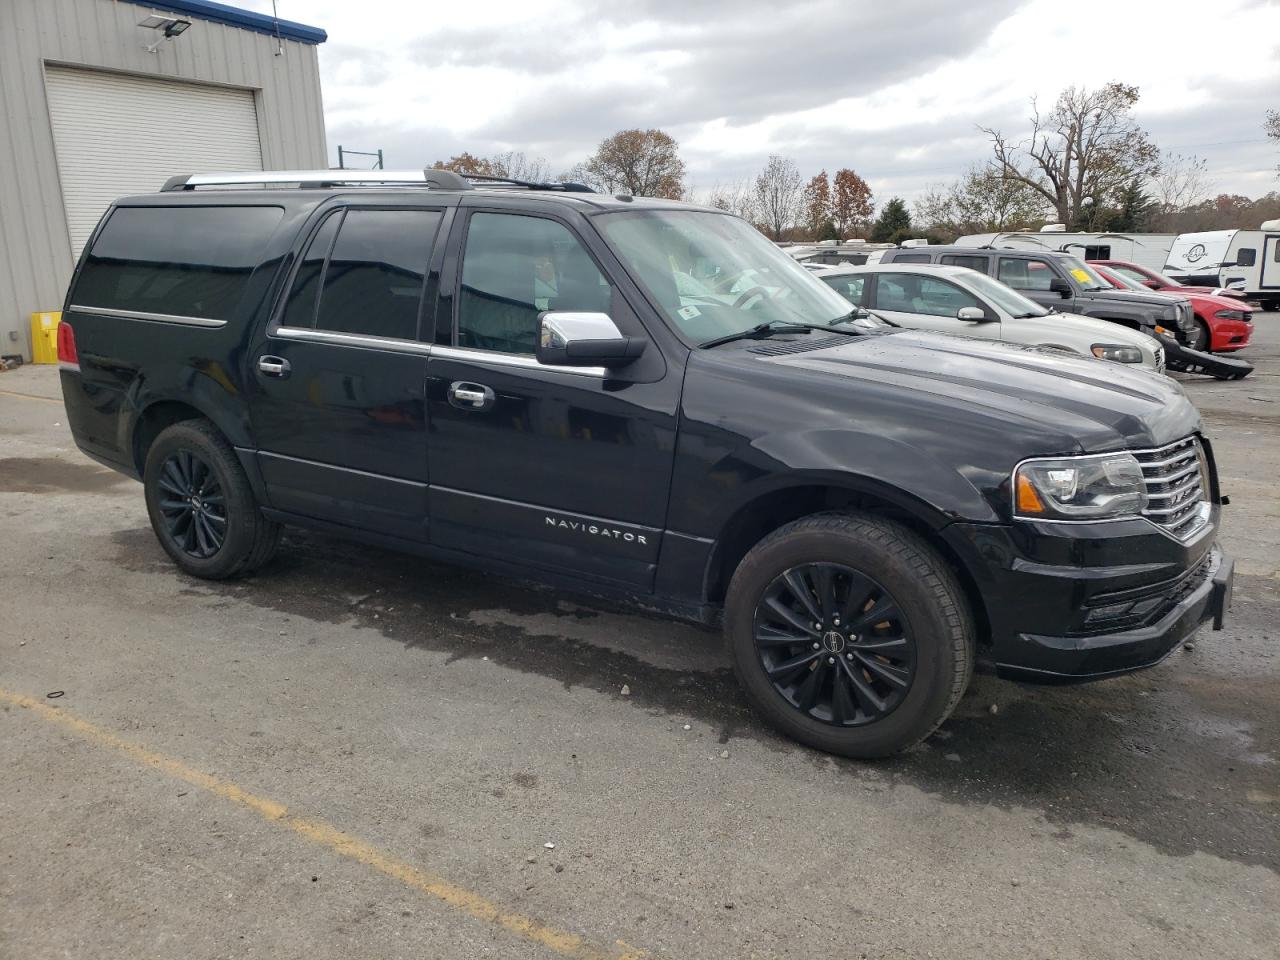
[750,329,1197,453]
[1169,287,1253,311]
[1078,285,1181,309]
[1042,312,1160,348]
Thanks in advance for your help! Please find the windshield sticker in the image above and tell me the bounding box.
[678,305,702,321]
[1069,269,1091,284]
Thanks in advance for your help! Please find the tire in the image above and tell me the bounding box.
[725,511,974,758]
[143,419,281,579]
[1188,318,1211,353]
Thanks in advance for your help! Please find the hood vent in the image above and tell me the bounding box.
[748,336,849,357]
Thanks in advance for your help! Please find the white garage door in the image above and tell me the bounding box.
[45,66,263,258]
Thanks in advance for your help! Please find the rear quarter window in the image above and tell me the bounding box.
[72,205,285,321]
[890,253,932,264]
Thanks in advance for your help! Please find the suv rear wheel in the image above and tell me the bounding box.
[725,511,973,758]
[143,419,280,579]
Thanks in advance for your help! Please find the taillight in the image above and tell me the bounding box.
[57,320,78,366]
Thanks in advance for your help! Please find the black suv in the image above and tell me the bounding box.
[880,246,1196,341]
[57,169,1233,758]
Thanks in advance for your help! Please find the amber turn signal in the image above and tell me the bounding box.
[1015,473,1045,514]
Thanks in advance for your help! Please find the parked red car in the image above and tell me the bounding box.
[1089,260,1253,353]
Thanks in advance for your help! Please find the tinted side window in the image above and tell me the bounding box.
[998,257,1054,291]
[1236,248,1256,267]
[314,209,441,340]
[280,212,341,329]
[458,213,611,354]
[940,254,988,273]
[875,274,981,316]
[822,274,866,305]
[891,253,931,264]
[73,205,284,320]
[1082,244,1110,260]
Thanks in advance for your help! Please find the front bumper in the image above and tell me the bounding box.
[943,517,1232,683]
[1208,317,1252,352]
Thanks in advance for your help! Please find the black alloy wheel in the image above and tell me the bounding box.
[754,562,916,726]
[155,449,228,559]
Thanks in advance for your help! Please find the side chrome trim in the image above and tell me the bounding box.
[431,344,607,378]
[69,305,227,328]
[273,326,433,355]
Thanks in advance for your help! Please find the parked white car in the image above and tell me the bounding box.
[814,263,1165,372]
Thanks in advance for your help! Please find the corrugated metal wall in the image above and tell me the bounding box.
[0,0,327,359]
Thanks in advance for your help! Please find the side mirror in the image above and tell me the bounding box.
[536,312,647,368]
[1048,278,1072,298]
[956,306,993,322]
[1142,279,1161,290]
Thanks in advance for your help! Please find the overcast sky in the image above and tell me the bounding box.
[249,0,1280,204]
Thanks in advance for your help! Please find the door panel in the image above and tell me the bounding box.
[424,209,679,590]
[1262,236,1280,289]
[248,206,443,538]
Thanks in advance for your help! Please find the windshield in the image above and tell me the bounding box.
[597,210,871,342]
[959,270,1049,317]
[1060,256,1111,291]
[1097,267,1145,292]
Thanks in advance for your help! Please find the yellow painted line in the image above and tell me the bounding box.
[0,389,63,405]
[1,688,646,960]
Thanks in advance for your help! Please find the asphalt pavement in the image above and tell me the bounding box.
[2,318,1277,959]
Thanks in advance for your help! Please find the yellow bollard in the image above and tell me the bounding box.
[30,311,61,364]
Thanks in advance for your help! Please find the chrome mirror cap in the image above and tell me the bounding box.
[536,312,647,368]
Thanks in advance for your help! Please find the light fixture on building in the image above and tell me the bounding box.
[138,14,192,53]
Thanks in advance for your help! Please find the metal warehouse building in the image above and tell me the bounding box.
[0,0,328,360]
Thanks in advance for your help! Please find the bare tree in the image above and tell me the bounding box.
[577,129,686,198]
[914,166,1049,240]
[982,82,1161,228]
[831,168,874,239]
[1268,109,1280,174]
[802,171,833,240]
[705,180,759,223]
[1151,152,1210,212]
[753,155,804,240]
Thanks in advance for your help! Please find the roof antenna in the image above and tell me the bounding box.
[272,0,283,56]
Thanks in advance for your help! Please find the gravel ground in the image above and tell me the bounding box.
[1,318,1277,959]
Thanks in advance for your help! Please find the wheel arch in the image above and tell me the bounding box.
[128,393,250,478]
[702,479,992,649]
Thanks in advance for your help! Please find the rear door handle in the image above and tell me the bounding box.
[258,356,291,378]
[448,381,495,411]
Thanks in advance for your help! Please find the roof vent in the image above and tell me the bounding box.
[1040,223,1067,232]
[1261,219,1280,230]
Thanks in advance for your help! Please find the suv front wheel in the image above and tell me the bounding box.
[725,512,974,758]
[143,419,281,579]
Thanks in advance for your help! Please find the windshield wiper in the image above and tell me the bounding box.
[699,320,860,349]
[831,307,900,328]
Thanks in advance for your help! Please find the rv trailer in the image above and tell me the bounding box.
[954,227,1177,272]
[1164,222,1280,309]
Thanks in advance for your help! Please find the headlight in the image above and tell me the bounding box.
[1013,452,1148,520]
[1214,309,1249,321]
[1090,343,1144,363]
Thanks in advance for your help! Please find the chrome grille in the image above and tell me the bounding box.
[1133,437,1209,540]
[1153,344,1165,374]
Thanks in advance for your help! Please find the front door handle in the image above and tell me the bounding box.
[448,381,495,411]
[258,356,291,378]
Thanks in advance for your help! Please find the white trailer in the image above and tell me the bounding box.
[1164,222,1280,308]
[953,228,1177,272]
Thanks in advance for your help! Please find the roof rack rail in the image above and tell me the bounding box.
[460,173,595,193]
[160,169,596,193]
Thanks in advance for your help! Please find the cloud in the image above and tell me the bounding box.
[250,0,1280,199]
